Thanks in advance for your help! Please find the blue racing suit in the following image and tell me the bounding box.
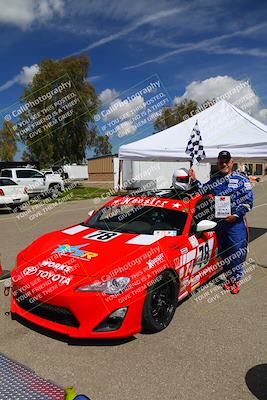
[196,171,254,282]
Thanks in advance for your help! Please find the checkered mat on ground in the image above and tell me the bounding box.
[0,353,65,400]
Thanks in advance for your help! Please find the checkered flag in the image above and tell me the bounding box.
[185,121,206,164]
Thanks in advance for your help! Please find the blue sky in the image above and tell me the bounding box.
[0,0,267,160]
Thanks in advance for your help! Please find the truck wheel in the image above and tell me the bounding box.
[142,270,178,333]
[49,184,61,199]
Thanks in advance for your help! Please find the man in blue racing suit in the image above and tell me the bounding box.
[190,151,254,294]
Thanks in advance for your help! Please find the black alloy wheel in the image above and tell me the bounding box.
[142,270,178,333]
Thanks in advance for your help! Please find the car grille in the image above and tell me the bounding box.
[16,291,80,328]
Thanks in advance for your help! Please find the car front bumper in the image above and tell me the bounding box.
[11,281,145,339]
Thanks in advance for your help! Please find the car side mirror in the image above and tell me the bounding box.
[196,220,217,232]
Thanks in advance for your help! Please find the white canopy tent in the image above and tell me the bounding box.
[119,100,267,162]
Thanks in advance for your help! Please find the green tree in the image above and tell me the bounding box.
[20,54,109,167]
[93,135,112,156]
[0,120,17,161]
[21,149,35,163]
[154,99,198,132]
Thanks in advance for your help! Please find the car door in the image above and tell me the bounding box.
[16,169,46,193]
[188,197,218,291]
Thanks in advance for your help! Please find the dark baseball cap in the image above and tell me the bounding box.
[218,150,231,160]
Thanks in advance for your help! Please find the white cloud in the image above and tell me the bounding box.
[70,6,184,55]
[0,0,65,29]
[258,108,267,120]
[18,64,40,85]
[123,22,267,71]
[98,90,147,139]
[203,45,267,58]
[102,95,145,122]
[88,75,104,83]
[68,0,185,26]
[99,88,119,105]
[174,75,267,124]
[0,0,34,28]
[116,121,137,138]
[0,64,39,92]
[174,76,241,104]
[38,0,64,19]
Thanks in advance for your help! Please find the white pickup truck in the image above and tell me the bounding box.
[0,168,64,198]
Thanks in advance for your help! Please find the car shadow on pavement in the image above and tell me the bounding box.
[245,364,267,400]
[0,208,28,215]
[249,227,267,242]
[0,209,13,215]
[0,270,11,280]
[12,314,136,346]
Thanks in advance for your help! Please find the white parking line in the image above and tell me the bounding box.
[0,277,11,284]
[254,203,267,209]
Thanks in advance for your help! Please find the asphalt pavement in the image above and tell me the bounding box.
[0,182,266,400]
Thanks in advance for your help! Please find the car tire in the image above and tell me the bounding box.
[142,270,178,333]
[49,184,61,199]
[10,204,22,212]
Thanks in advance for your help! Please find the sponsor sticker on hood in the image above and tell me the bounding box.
[52,244,98,261]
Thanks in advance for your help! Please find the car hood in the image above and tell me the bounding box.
[18,224,186,278]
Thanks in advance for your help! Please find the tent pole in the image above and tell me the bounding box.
[117,159,123,192]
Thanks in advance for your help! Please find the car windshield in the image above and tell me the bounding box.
[83,204,188,235]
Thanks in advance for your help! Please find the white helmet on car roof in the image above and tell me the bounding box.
[172,168,192,191]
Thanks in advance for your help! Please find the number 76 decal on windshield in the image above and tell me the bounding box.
[83,230,121,241]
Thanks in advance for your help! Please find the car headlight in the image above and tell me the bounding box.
[76,277,131,294]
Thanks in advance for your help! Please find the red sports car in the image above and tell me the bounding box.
[11,191,219,338]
